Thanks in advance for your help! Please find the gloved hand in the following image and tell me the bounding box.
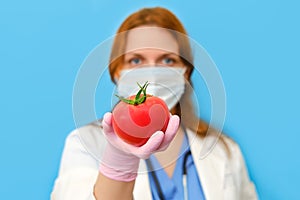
[99,112,180,182]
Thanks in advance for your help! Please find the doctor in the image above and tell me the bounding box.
[51,7,258,200]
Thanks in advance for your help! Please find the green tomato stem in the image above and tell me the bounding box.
[116,81,150,105]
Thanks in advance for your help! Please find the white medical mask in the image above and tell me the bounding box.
[116,66,186,110]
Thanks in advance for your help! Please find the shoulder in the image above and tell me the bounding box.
[66,120,105,149]
[221,134,241,155]
[186,128,244,161]
[214,133,246,164]
[67,120,103,140]
[221,134,246,162]
[59,120,106,170]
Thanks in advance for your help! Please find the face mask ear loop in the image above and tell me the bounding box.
[180,66,188,75]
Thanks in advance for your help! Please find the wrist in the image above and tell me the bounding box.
[99,143,140,182]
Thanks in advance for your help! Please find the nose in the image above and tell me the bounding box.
[146,60,156,66]
[140,58,157,67]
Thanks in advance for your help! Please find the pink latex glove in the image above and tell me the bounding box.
[99,112,180,182]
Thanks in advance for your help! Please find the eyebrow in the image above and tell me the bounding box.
[124,52,181,60]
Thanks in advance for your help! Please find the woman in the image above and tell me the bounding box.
[51,7,258,200]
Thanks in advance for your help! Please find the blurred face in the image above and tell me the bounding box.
[114,26,186,80]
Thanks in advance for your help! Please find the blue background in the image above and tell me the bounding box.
[1,0,299,199]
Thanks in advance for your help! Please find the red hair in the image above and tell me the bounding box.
[108,7,230,154]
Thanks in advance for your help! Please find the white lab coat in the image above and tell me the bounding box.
[51,122,258,200]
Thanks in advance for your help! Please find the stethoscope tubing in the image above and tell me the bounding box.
[146,149,192,200]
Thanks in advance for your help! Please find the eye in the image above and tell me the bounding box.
[162,57,176,66]
[129,58,142,65]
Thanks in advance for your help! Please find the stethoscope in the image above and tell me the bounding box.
[145,142,192,200]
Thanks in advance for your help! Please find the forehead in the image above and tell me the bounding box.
[125,27,179,55]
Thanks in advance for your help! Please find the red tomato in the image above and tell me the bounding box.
[112,82,170,146]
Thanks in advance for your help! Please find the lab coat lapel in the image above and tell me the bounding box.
[134,160,152,200]
[187,129,226,200]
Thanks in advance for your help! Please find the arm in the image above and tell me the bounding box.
[233,143,259,200]
[94,173,135,200]
[51,127,136,200]
[52,113,179,200]
[51,129,99,200]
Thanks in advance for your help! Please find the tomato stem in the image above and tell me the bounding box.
[116,81,150,105]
